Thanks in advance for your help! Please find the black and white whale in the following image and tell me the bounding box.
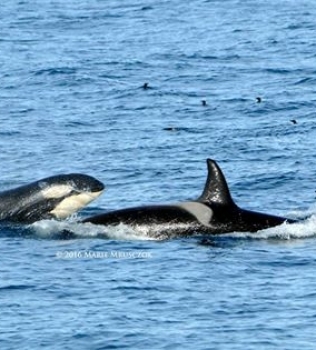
[83,159,296,238]
[0,174,104,223]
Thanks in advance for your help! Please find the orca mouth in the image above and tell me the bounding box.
[91,181,105,193]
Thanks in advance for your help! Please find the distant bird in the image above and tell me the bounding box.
[290,119,297,124]
[163,127,178,131]
[143,82,149,90]
[201,100,207,106]
[256,97,262,103]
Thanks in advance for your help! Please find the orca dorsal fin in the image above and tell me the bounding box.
[198,159,235,206]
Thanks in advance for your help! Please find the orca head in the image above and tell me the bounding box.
[0,173,105,223]
[38,173,105,220]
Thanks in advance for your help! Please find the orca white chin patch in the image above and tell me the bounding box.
[50,190,103,219]
[177,201,213,226]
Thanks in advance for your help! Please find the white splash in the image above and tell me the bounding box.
[29,218,160,240]
[29,209,316,241]
[225,215,316,240]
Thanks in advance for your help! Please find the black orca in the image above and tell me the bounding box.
[83,159,296,239]
[0,174,104,223]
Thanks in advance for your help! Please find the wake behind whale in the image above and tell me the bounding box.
[25,213,316,241]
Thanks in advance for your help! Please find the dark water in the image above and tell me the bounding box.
[2,0,316,349]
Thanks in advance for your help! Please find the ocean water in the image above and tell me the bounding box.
[2,0,316,348]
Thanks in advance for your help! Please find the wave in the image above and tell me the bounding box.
[223,215,316,241]
[29,219,160,241]
[25,212,316,242]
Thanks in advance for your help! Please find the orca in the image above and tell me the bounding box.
[83,159,296,239]
[0,174,104,223]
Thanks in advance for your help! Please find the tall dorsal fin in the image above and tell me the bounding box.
[198,159,235,206]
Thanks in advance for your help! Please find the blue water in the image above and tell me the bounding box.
[2,0,316,348]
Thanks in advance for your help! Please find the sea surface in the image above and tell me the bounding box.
[1,0,316,349]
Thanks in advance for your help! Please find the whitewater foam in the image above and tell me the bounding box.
[28,211,316,241]
[29,219,160,240]
[223,215,316,240]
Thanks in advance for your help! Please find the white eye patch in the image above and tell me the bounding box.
[177,201,213,226]
[41,185,73,199]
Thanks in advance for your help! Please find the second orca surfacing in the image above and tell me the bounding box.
[83,159,296,239]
